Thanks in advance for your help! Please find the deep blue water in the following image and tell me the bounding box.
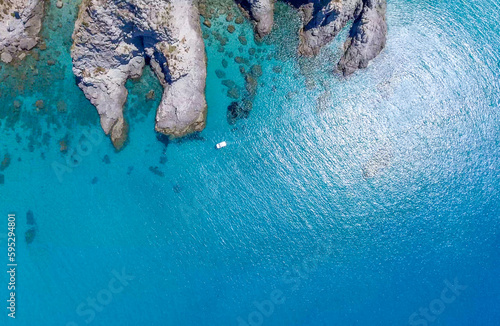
[1,0,499,325]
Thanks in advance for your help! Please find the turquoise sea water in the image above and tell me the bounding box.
[1,0,499,325]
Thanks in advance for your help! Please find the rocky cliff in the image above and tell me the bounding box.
[71,0,207,149]
[0,0,44,63]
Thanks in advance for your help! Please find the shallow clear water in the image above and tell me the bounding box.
[0,0,499,325]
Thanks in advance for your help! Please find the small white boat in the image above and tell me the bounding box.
[216,141,227,149]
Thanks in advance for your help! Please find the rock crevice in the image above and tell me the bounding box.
[71,0,207,149]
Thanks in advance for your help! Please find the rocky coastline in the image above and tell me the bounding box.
[2,0,387,149]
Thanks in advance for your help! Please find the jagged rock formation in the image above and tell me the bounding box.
[0,0,44,63]
[298,0,387,76]
[71,0,207,149]
[240,0,386,76]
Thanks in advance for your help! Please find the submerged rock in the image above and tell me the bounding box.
[235,16,244,24]
[238,35,247,45]
[250,64,262,78]
[0,174,4,185]
[149,166,164,177]
[59,139,68,153]
[146,90,155,101]
[227,100,251,125]
[25,227,36,244]
[1,153,11,171]
[56,100,67,112]
[35,99,44,109]
[26,210,35,225]
[362,147,393,178]
[227,87,240,99]
[222,79,237,89]
[215,69,226,78]
[71,0,207,149]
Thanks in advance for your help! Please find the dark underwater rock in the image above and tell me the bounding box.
[215,69,226,78]
[149,166,164,177]
[238,35,247,45]
[227,101,252,125]
[222,79,237,88]
[26,210,35,225]
[173,184,182,193]
[227,87,241,99]
[25,227,37,244]
[156,133,170,147]
[250,64,262,78]
[1,154,11,171]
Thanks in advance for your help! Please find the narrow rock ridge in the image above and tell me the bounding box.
[71,0,207,149]
[0,0,44,63]
[337,0,387,76]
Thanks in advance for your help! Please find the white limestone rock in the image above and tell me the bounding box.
[71,0,207,149]
[0,0,44,60]
[1,51,13,63]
